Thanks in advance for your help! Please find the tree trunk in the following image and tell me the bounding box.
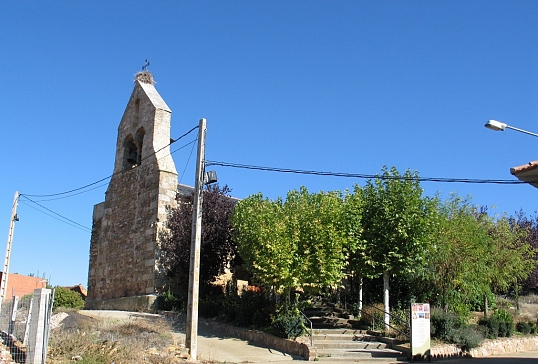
[484,293,488,317]
[358,274,363,318]
[515,281,520,312]
[383,270,390,330]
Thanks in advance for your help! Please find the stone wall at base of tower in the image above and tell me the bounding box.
[85,294,158,312]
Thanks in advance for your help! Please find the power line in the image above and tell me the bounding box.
[179,138,198,185]
[19,195,92,233]
[205,160,528,185]
[23,125,199,198]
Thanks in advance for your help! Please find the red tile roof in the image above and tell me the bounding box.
[510,160,538,188]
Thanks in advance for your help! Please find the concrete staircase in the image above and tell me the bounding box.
[312,328,409,362]
[303,300,409,362]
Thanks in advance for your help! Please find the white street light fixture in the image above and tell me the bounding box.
[485,120,538,138]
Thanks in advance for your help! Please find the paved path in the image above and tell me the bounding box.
[435,350,538,364]
[78,311,538,363]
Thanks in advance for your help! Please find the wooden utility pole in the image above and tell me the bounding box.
[185,119,206,360]
[0,191,19,310]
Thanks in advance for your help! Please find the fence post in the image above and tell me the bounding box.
[8,296,18,335]
[26,288,51,364]
[23,298,33,345]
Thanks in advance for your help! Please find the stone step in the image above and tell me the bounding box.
[316,347,407,360]
[312,328,365,335]
[310,319,352,329]
[315,341,389,350]
[313,333,382,342]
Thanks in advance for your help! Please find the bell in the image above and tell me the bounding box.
[127,151,138,164]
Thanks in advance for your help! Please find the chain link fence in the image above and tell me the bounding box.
[0,289,53,364]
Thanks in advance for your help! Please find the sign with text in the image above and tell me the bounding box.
[411,302,431,359]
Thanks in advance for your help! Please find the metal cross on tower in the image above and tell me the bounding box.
[142,59,150,71]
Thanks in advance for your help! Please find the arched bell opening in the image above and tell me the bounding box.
[123,135,138,170]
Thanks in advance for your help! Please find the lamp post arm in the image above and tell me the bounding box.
[505,125,538,138]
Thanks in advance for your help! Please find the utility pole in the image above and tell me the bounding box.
[185,118,206,360]
[0,191,19,311]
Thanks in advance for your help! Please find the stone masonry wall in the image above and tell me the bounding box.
[87,75,178,310]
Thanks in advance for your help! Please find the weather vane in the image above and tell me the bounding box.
[142,59,150,71]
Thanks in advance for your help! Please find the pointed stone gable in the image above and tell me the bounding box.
[87,72,178,311]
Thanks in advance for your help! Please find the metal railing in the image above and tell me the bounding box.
[356,303,410,339]
[299,310,313,346]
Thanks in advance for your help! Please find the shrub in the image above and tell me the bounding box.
[199,296,223,318]
[155,289,182,312]
[529,322,536,334]
[431,308,461,341]
[233,290,273,328]
[451,325,483,351]
[431,308,482,349]
[478,316,499,339]
[494,309,514,337]
[53,286,85,310]
[269,304,305,340]
[516,321,532,335]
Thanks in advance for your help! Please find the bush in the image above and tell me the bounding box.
[269,304,305,339]
[516,321,532,335]
[451,325,483,351]
[220,280,273,328]
[431,309,461,341]
[478,316,499,339]
[199,296,223,318]
[156,289,183,312]
[494,309,514,337]
[53,286,85,310]
[431,308,482,350]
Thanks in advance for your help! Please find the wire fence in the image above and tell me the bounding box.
[0,289,53,364]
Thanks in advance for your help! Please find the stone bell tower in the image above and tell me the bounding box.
[86,71,178,310]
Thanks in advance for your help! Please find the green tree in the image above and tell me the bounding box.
[53,286,85,310]
[429,195,492,313]
[232,193,295,293]
[486,214,536,310]
[232,187,361,295]
[428,197,536,315]
[360,166,436,328]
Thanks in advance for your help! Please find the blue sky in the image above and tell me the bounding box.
[2,1,538,287]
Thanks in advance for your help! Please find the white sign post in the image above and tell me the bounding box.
[410,302,431,361]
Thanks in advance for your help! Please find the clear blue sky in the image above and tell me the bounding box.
[2,1,538,287]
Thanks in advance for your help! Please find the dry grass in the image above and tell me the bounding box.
[48,312,186,364]
[515,294,538,323]
[493,294,538,323]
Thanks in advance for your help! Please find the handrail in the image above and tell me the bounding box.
[299,310,313,346]
[356,303,410,339]
[367,304,410,332]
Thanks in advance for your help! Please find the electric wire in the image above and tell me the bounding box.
[179,138,197,185]
[205,160,529,185]
[23,125,199,198]
[19,196,92,233]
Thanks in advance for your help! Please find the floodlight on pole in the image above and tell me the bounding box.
[485,120,538,138]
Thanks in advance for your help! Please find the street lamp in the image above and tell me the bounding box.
[485,120,538,188]
[484,120,538,138]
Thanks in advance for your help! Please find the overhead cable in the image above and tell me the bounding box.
[23,125,199,198]
[205,160,527,185]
